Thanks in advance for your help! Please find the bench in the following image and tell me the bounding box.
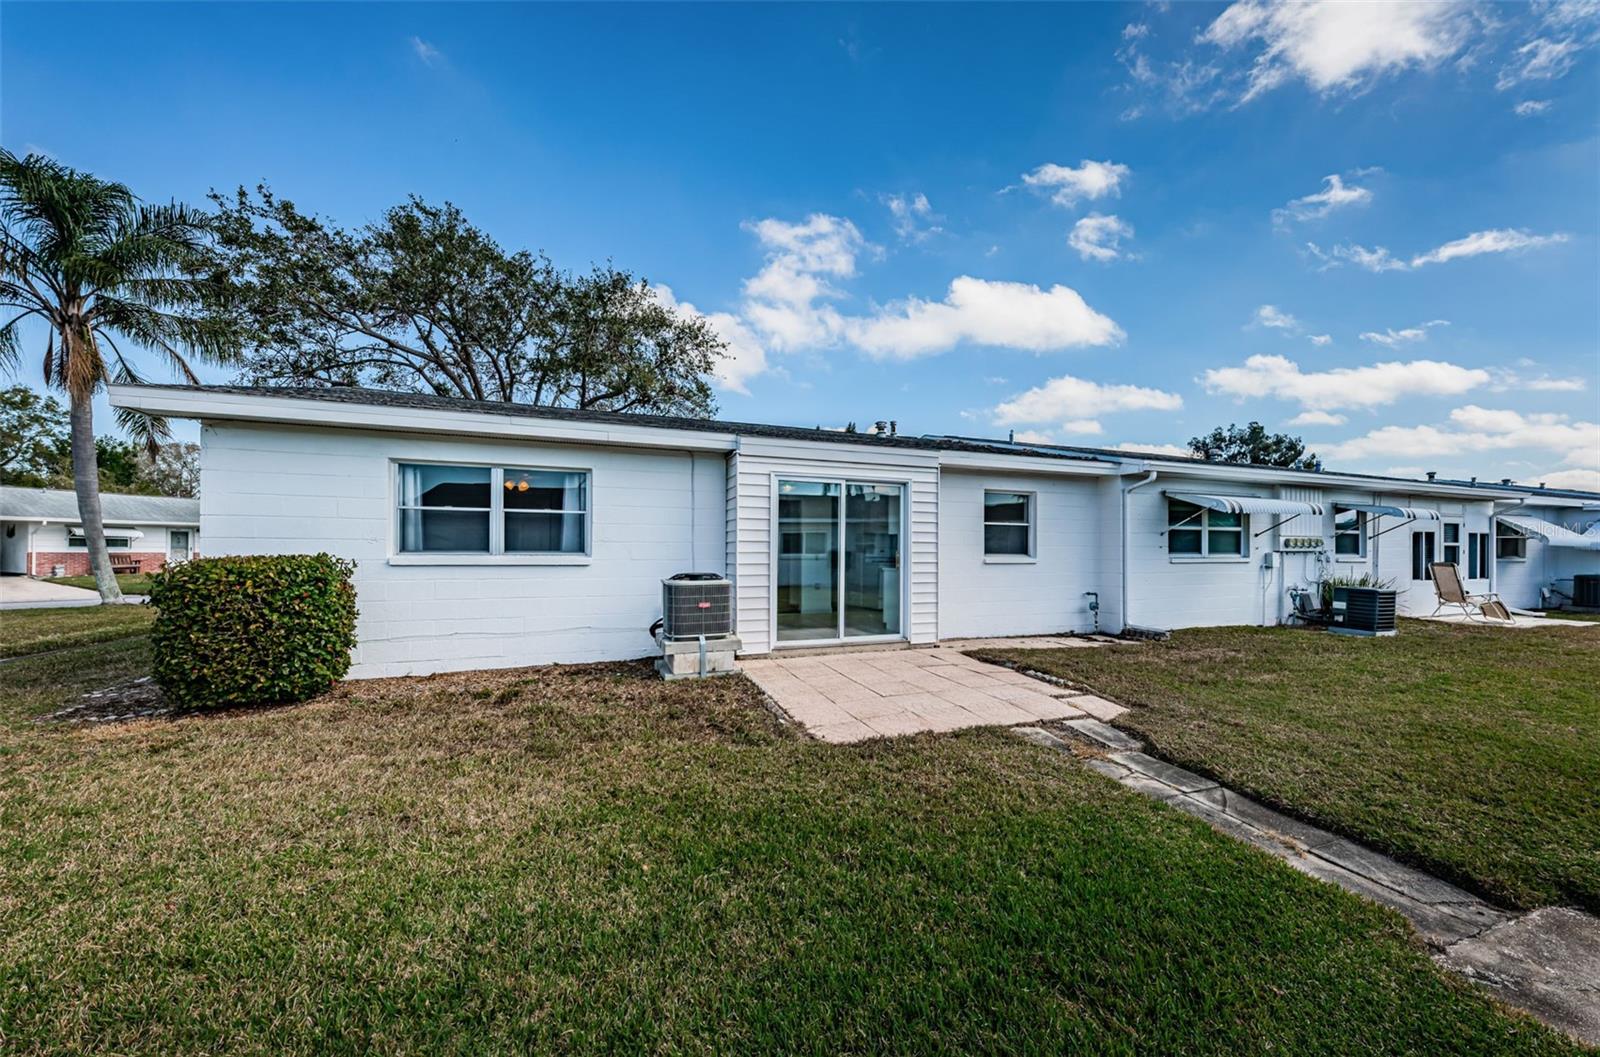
[111,559,142,576]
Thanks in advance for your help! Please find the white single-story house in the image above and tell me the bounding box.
[1431,478,1600,610]
[0,486,200,578]
[108,384,1600,679]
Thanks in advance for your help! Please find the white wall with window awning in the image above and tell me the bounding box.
[67,527,145,541]
[1498,514,1600,550]
[1337,503,1442,521]
[1164,492,1325,517]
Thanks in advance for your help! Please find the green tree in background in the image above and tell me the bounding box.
[0,150,237,601]
[1188,422,1323,471]
[209,186,727,416]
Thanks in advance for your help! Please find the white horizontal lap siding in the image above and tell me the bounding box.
[937,470,1103,639]
[199,421,725,678]
[730,437,939,654]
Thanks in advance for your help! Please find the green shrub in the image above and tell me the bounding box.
[148,554,358,709]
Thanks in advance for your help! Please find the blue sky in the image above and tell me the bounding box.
[4,2,1598,488]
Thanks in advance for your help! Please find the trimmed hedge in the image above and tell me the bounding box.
[148,553,359,709]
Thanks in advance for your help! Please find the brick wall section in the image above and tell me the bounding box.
[29,552,169,577]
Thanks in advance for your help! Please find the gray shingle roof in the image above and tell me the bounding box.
[0,486,199,525]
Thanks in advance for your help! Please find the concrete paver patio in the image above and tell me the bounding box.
[741,637,1126,743]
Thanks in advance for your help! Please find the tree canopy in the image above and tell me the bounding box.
[208,187,728,416]
[1188,422,1323,471]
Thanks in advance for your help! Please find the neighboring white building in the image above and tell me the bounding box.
[0,486,199,578]
[108,384,1598,678]
[1433,478,1600,610]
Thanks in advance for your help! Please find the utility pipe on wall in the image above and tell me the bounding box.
[1120,469,1159,633]
[1487,498,1525,597]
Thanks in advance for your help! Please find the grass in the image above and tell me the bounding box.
[974,619,1600,915]
[0,631,1581,1054]
[1537,610,1600,623]
[0,602,155,657]
[44,573,154,595]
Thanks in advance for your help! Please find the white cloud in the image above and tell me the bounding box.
[1309,334,1333,346]
[1201,353,1490,410]
[1012,429,1059,445]
[845,277,1124,361]
[1359,319,1449,346]
[1021,160,1130,208]
[1201,0,1473,102]
[1323,228,1570,272]
[1123,22,1150,41]
[740,213,868,352]
[1109,441,1199,459]
[1252,304,1300,331]
[650,284,768,396]
[1513,98,1554,116]
[1411,228,1569,266]
[1068,213,1134,262]
[993,374,1183,432]
[1288,410,1347,426]
[881,192,943,244]
[410,37,442,65]
[1273,173,1372,225]
[1532,468,1600,491]
[1322,406,1600,474]
[1497,37,1582,89]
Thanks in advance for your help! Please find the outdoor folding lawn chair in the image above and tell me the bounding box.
[1429,562,1513,622]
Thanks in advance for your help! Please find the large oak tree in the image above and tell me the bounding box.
[209,187,727,416]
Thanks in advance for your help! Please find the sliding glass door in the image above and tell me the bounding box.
[776,479,903,644]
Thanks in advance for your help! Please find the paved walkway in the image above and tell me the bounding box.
[740,638,1126,743]
[0,576,101,610]
[1020,721,1600,1045]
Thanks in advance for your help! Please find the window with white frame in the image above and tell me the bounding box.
[397,463,588,555]
[1333,506,1366,557]
[68,533,133,549]
[1442,522,1462,567]
[983,491,1033,557]
[1167,499,1247,558]
[1496,521,1527,560]
[1468,531,1489,579]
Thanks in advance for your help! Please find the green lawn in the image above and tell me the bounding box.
[974,620,1600,915]
[0,602,155,657]
[0,630,1580,1054]
[44,573,154,595]
[1538,610,1600,623]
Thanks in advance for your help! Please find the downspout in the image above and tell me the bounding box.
[1488,498,1526,597]
[1120,469,1159,633]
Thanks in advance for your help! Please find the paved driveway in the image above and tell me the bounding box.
[0,576,101,610]
[741,638,1127,743]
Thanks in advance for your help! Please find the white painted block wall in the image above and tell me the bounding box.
[1494,504,1600,609]
[936,470,1104,638]
[200,421,726,678]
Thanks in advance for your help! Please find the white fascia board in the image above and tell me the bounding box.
[1125,458,1522,501]
[109,385,739,453]
[938,451,1113,476]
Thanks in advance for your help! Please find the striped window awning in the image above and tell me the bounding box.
[68,527,145,541]
[1498,514,1600,551]
[1338,504,1442,521]
[1165,492,1325,517]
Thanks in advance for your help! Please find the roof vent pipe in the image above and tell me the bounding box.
[1426,471,1437,481]
[1008,429,1015,443]
[889,420,897,436]
[1470,476,1478,484]
[1502,478,1512,485]
[874,420,888,435]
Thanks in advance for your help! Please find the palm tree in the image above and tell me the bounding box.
[0,150,236,601]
